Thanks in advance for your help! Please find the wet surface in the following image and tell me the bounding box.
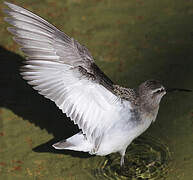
[93,136,170,180]
[0,0,193,179]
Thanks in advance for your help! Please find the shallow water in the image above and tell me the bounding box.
[0,0,193,179]
[93,136,171,179]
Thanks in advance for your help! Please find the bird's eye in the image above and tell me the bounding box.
[155,88,164,94]
[156,90,161,93]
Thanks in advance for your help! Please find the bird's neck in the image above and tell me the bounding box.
[139,103,160,123]
[133,94,160,122]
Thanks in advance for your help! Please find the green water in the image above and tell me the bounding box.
[0,0,193,179]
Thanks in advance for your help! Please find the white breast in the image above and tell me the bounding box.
[96,106,158,156]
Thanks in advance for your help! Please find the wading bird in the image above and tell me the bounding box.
[3,1,191,166]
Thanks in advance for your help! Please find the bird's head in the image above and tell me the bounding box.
[137,79,191,111]
[137,80,166,110]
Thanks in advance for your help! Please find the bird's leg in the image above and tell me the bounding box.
[121,156,124,167]
[120,150,126,167]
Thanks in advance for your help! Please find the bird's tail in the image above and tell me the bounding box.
[52,132,93,152]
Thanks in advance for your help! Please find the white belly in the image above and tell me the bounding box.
[96,116,153,156]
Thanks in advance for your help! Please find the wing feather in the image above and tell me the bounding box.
[3,2,130,149]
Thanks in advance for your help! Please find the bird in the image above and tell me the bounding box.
[3,1,191,166]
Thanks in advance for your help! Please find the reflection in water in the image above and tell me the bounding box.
[93,136,170,180]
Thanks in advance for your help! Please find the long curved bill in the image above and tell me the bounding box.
[166,88,192,93]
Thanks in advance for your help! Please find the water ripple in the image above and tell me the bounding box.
[92,136,171,180]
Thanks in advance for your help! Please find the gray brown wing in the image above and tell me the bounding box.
[3,2,124,149]
[3,2,113,91]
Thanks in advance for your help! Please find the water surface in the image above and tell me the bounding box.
[0,0,193,179]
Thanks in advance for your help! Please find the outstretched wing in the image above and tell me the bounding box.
[4,2,129,149]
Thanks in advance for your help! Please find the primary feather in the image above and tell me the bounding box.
[3,2,132,154]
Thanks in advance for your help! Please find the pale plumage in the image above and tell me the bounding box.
[4,2,172,166]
